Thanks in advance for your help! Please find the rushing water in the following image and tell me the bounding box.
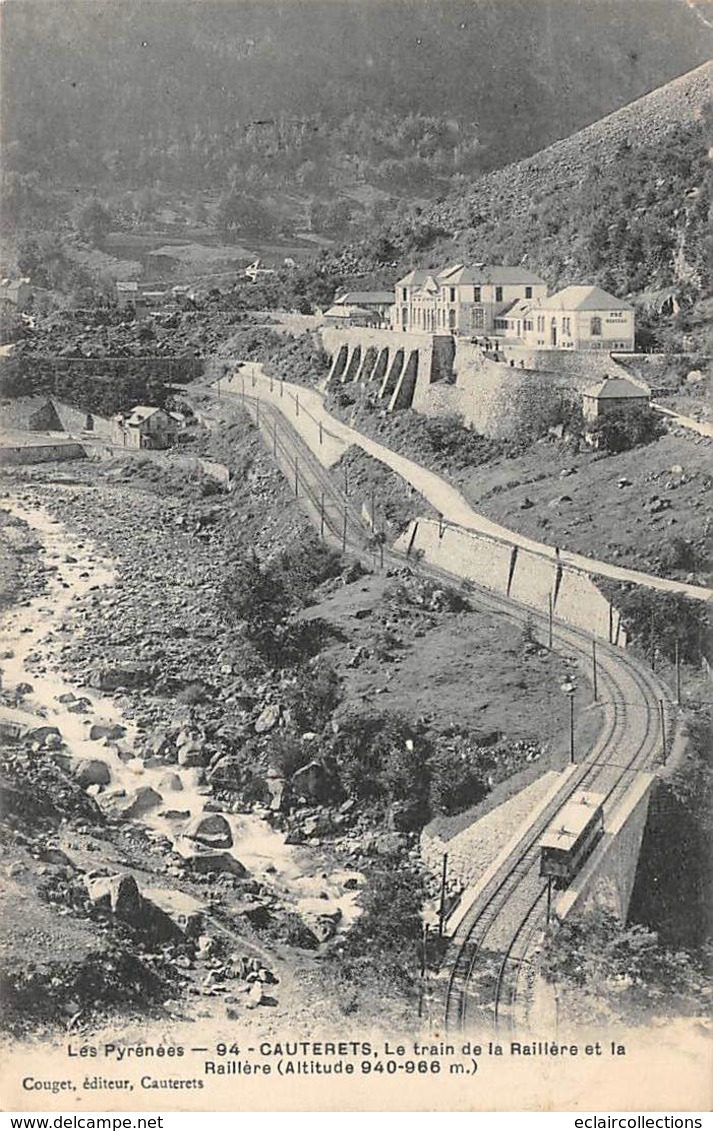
[0,496,361,925]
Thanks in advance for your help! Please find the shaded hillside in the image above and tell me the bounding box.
[361,61,713,302]
[1,0,711,191]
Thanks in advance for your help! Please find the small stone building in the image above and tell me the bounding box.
[582,375,651,424]
[112,405,183,450]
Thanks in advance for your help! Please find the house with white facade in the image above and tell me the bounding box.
[391,264,548,336]
[391,266,635,352]
[496,285,635,351]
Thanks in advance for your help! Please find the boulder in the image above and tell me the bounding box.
[73,758,111,788]
[291,760,329,803]
[27,725,61,745]
[183,850,247,878]
[178,742,207,768]
[85,873,143,920]
[89,722,126,741]
[182,813,233,849]
[158,772,183,792]
[254,703,280,734]
[91,662,153,692]
[108,786,162,819]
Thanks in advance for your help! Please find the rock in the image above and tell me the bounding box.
[108,786,162,819]
[254,703,280,734]
[265,769,287,812]
[183,850,247,878]
[183,813,233,849]
[85,873,143,920]
[177,743,207,768]
[245,981,263,1008]
[291,759,329,802]
[160,808,191,820]
[89,722,126,741]
[158,772,183,792]
[519,497,534,510]
[27,725,61,746]
[38,846,74,867]
[91,662,153,692]
[57,692,77,704]
[15,682,34,696]
[73,758,111,788]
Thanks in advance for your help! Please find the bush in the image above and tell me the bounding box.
[591,404,664,453]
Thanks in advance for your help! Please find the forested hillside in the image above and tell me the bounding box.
[2,0,711,199]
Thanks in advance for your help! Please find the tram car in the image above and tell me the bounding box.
[539,791,605,885]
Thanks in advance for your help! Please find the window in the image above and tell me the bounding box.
[472,307,484,330]
[537,315,545,332]
[402,288,408,302]
[590,316,602,336]
[563,317,571,335]
[525,320,533,331]
[474,287,481,302]
[448,309,456,330]
[525,286,532,299]
[449,287,456,303]
[495,286,503,303]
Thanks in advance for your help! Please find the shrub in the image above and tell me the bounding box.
[591,404,664,453]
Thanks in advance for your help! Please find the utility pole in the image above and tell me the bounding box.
[294,456,299,497]
[371,487,376,531]
[255,398,260,428]
[592,638,598,702]
[659,699,667,764]
[546,876,553,925]
[342,509,347,553]
[280,378,284,398]
[569,693,575,764]
[379,530,385,571]
[273,419,277,457]
[675,638,681,706]
[438,854,449,938]
[319,420,323,445]
[548,592,553,650]
[320,491,325,539]
[295,394,300,417]
[343,461,349,499]
[650,609,656,670]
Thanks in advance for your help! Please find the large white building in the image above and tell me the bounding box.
[392,264,547,335]
[391,266,635,351]
[495,285,635,352]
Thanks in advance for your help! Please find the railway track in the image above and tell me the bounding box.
[219,381,674,1035]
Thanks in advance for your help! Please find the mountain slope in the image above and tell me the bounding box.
[365,61,712,301]
[1,0,712,185]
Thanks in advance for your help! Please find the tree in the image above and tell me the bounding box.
[73,198,113,247]
[591,404,664,453]
[216,190,277,241]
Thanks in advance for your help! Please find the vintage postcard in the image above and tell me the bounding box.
[0,0,711,1114]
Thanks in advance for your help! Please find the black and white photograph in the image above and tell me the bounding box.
[0,0,711,1114]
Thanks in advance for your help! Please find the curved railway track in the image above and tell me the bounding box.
[224,382,675,1036]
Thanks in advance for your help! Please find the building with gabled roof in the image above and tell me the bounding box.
[392,263,547,335]
[499,284,635,351]
[112,404,183,450]
[582,375,650,423]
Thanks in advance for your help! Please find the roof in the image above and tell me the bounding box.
[324,305,372,319]
[395,269,430,288]
[500,298,533,320]
[538,285,633,312]
[539,792,605,852]
[124,405,165,426]
[436,264,546,287]
[116,281,139,292]
[584,376,650,401]
[334,291,393,306]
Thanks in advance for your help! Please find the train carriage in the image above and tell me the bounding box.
[539,791,605,885]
